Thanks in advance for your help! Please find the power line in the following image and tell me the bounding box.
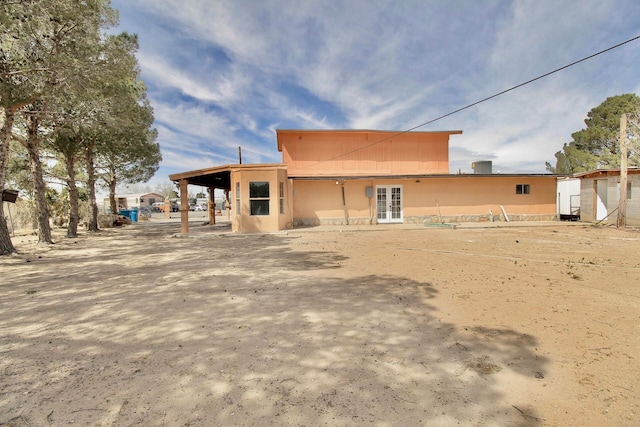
[409,34,640,130]
[301,34,640,169]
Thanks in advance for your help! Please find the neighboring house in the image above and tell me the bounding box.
[170,129,559,233]
[573,168,640,225]
[103,193,165,213]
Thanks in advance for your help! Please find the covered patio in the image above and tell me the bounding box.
[169,163,290,233]
[169,164,233,234]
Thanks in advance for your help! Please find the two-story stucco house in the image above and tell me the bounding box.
[169,129,558,233]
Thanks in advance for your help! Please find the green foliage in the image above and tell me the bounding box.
[45,187,68,223]
[573,94,640,166]
[545,141,599,174]
[45,186,89,224]
[45,187,59,207]
[547,94,640,173]
[2,1,159,238]
[95,33,161,189]
[0,0,117,109]
[2,0,120,242]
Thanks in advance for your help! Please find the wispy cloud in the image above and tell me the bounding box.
[110,0,640,187]
[138,52,249,106]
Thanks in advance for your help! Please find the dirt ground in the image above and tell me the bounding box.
[1,219,639,426]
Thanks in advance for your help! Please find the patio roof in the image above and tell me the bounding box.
[169,163,287,188]
[573,167,640,179]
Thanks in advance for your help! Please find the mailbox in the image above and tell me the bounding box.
[2,189,18,203]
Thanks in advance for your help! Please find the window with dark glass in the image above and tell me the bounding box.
[250,181,270,215]
[516,184,530,195]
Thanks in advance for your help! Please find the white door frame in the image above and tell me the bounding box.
[376,185,403,223]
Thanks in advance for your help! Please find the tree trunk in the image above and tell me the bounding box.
[24,113,53,244]
[65,149,79,238]
[109,164,118,215]
[86,141,99,232]
[0,109,17,255]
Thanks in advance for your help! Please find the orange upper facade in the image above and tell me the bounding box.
[276,129,462,177]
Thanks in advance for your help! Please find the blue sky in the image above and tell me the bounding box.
[110,0,640,189]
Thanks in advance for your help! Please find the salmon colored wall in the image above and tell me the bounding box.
[292,180,375,224]
[404,176,556,216]
[292,176,557,224]
[231,167,290,233]
[278,130,457,177]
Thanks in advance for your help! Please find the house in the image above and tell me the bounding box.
[169,129,559,233]
[573,168,640,225]
[103,192,165,213]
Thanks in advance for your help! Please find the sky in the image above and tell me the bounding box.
[110,0,640,191]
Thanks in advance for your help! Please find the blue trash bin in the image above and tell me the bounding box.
[119,209,131,219]
[130,210,138,222]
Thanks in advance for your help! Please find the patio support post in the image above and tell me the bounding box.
[179,179,189,233]
[208,185,215,225]
[225,188,231,220]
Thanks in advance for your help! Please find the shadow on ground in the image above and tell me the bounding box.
[1,222,546,426]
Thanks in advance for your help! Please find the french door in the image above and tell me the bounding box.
[376,186,403,223]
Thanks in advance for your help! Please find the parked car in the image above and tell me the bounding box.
[139,206,152,217]
[193,204,206,211]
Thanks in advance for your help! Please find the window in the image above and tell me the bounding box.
[235,182,241,216]
[279,182,285,215]
[516,184,530,195]
[250,181,270,215]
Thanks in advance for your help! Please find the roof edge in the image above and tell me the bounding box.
[169,163,287,181]
[276,128,463,151]
[275,128,463,134]
[573,167,640,178]
[289,173,560,180]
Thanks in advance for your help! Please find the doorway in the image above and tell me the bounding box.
[595,179,608,221]
[376,185,403,223]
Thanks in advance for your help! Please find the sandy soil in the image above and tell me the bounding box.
[1,220,639,426]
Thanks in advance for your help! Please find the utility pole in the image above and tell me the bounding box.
[238,146,242,164]
[617,113,628,228]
